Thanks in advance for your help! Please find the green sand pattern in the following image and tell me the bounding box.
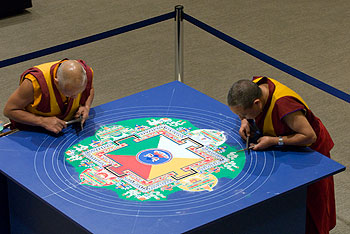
[64,117,245,201]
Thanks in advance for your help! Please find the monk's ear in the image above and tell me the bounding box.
[53,77,59,85]
[253,98,261,105]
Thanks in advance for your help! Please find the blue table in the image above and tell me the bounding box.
[0,81,345,234]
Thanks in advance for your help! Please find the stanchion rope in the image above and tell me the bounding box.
[0,9,347,103]
[183,13,350,103]
[0,11,174,68]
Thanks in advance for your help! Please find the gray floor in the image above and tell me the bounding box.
[0,0,349,233]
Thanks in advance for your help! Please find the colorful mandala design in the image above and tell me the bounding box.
[65,117,245,201]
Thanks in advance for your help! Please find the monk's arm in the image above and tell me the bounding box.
[280,110,317,146]
[84,86,94,110]
[75,86,94,123]
[252,111,316,150]
[3,79,66,133]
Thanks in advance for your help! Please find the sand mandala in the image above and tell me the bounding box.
[64,117,245,201]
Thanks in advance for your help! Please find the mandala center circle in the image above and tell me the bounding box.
[136,148,173,165]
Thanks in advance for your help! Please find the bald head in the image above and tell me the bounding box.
[55,60,87,98]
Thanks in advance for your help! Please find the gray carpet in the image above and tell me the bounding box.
[0,0,349,233]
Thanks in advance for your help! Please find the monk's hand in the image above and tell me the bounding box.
[40,116,67,134]
[252,136,276,150]
[75,106,90,124]
[239,119,250,141]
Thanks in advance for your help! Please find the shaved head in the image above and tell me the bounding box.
[227,79,262,109]
[56,60,87,98]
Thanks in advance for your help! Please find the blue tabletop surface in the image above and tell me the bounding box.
[0,81,345,234]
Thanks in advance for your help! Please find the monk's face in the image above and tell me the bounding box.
[229,98,263,120]
[60,81,86,99]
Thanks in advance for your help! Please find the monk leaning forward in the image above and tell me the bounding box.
[3,58,94,134]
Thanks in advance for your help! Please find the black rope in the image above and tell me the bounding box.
[184,13,350,103]
[0,11,175,68]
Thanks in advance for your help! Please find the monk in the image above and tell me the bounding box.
[3,59,94,134]
[227,77,336,234]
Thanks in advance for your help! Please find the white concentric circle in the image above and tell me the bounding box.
[34,106,275,217]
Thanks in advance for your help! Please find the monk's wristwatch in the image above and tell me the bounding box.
[278,136,284,146]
